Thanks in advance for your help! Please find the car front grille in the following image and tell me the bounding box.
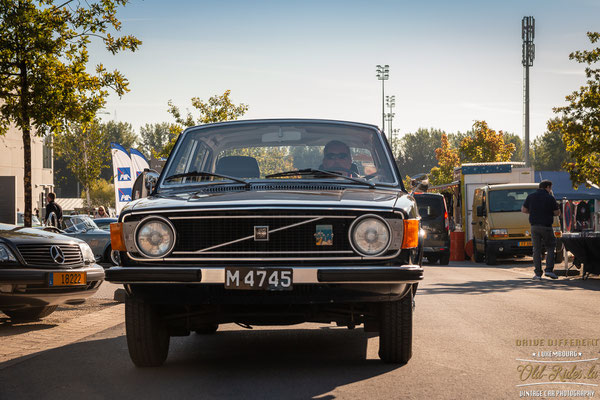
[17,244,83,267]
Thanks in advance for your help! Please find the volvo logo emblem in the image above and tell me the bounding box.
[254,226,269,241]
[50,245,65,264]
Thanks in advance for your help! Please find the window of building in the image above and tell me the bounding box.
[43,136,52,169]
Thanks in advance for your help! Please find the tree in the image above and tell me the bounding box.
[459,121,515,163]
[551,32,600,186]
[53,121,109,208]
[139,122,177,159]
[503,132,524,162]
[103,120,137,150]
[161,90,249,157]
[429,133,460,186]
[396,128,445,177]
[532,120,570,171]
[0,0,140,226]
[83,178,114,210]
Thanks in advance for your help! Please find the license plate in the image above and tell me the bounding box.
[225,267,292,291]
[49,272,87,286]
[518,241,532,247]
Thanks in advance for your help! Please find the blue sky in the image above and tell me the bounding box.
[94,0,599,142]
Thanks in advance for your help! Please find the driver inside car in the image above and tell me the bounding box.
[321,140,357,177]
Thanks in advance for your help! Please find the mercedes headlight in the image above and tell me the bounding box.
[135,217,175,258]
[350,215,391,256]
[78,242,96,263]
[0,243,17,263]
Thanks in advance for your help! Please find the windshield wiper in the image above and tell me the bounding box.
[265,168,375,188]
[164,171,250,188]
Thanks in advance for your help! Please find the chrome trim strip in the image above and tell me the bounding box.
[125,249,401,262]
[168,215,356,220]
[125,206,399,216]
[172,250,354,255]
[191,216,324,253]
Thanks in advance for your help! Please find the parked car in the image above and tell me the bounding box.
[414,193,450,265]
[48,215,119,266]
[17,212,42,227]
[0,223,104,321]
[107,119,424,367]
[93,218,118,231]
[472,183,563,265]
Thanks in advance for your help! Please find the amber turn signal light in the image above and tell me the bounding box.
[402,219,419,249]
[110,222,127,251]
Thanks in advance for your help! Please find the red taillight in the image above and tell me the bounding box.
[444,211,449,231]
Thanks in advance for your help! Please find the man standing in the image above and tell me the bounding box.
[522,180,560,280]
[44,192,63,228]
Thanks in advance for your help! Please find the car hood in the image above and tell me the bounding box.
[124,186,417,216]
[0,223,84,246]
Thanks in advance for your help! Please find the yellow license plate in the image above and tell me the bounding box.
[518,241,532,247]
[49,272,87,286]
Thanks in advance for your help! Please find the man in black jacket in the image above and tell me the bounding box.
[522,180,560,280]
[44,192,63,227]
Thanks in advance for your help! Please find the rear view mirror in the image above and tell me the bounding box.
[132,169,160,200]
[261,129,302,143]
[476,205,486,217]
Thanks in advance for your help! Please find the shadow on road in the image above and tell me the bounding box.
[0,327,400,400]
[419,276,600,295]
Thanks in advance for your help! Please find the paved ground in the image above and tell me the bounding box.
[0,260,598,400]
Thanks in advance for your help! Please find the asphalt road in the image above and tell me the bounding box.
[1,261,598,400]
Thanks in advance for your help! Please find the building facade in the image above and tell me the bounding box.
[0,125,54,224]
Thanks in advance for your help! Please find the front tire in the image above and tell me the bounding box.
[485,243,497,265]
[3,305,58,322]
[125,296,170,367]
[378,289,413,364]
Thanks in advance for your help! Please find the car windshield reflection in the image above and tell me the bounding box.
[63,216,98,232]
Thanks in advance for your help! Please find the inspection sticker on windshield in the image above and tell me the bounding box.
[315,225,333,246]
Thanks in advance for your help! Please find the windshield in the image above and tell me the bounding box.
[160,122,397,189]
[63,216,98,232]
[488,188,536,212]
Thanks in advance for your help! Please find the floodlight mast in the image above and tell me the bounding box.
[386,95,396,140]
[522,16,535,166]
[376,65,389,132]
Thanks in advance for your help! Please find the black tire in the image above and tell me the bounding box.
[439,252,450,265]
[378,289,413,364]
[3,305,58,322]
[125,296,170,367]
[195,323,219,334]
[427,254,439,264]
[473,244,484,263]
[104,246,119,266]
[485,244,497,265]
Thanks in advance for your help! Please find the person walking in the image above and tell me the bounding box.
[44,192,63,228]
[521,180,560,280]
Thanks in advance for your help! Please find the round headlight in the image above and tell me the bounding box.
[350,215,391,256]
[135,217,175,258]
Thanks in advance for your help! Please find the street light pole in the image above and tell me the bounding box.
[376,65,389,132]
[386,95,396,138]
[522,16,535,166]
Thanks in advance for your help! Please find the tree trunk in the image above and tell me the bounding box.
[20,61,32,227]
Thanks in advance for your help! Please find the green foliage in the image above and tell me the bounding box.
[532,120,570,171]
[290,146,323,170]
[396,128,445,177]
[161,90,248,158]
[221,147,294,177]
[53,120,110,205]
[102,120,138,150]
[83,178,115,210]
[503,133,524,162]
[139,122,178,159]
[459,121,515,163]
[551,32,600,186]
[0,0,140,226]
[429,134,460,186]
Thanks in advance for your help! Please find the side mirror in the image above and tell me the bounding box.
[476,205,486,217]
[132,169,160,200]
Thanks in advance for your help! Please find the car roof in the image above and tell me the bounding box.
[182,118,381,132]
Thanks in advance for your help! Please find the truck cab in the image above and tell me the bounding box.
[472,183,562,265]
